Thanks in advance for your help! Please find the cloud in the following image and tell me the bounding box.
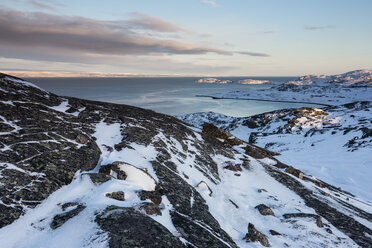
[202,0,217,7]
[28,0,56,11]
[126,12,188,33]
[13,0,65,11]
[236,51,270,57]
[260,30,276,34]
[0,8,231,57]
[304,25,335,30]
[0,7,269,75]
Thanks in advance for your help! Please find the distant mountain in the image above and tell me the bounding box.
[0,73,371,247]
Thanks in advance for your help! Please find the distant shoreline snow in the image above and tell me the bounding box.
[202,70,372,105]
[236,79,270,85]
[195,78,232,84]
[195,77,271,85]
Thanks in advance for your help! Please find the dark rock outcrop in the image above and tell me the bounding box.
[105,191,125,201]
[96,206,186,248]
[255,204,275,216]
[50,204,86,229]
[243,223,270,247]
[283,213,323,227]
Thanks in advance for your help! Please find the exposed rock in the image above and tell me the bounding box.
[283,213,323,227]
[102,144,114,152]
[244,143,280,159]
[50,204,86,229]
[202,122,242,146]
[285,166,304,179]
[105,191,125,201]
[243,223,270,247]
[255,204,275,216]
[61,202,79,211]
[76,134,89,144]
[303,176,323,187]
[229,199,239,208]
[258,188,268,193]
[83,173,112,185]
[269,229,281,235]
[96,206,186,248]
[99,163,127,180]
[138,190,163,205]
[223,161,242,171]
[140,202,162,216]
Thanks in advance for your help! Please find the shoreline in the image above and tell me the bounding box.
[195,94,332,107]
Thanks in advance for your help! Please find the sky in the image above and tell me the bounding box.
[0,0,372,76]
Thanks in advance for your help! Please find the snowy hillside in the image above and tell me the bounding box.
[0,73,371,248]
[202,70,372,105]
[179,102,372,202]
[285,70,372,87]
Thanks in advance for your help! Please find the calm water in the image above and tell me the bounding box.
[29,77,322,117]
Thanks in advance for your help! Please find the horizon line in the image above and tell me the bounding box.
[0,70,303,78]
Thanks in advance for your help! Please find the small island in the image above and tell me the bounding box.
[196,78,232,84]
[237,79,270,84]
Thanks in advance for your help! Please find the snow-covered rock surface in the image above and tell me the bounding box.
[196,78,232,84]
[0,73,371,247]
[203,70,372,105]
[179,102,372,202]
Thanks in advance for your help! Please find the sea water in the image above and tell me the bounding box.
[29,77,322,117]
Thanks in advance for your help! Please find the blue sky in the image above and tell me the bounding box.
[1,0,371,76]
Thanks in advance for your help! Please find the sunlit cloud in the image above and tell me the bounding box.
[236,51,270,57]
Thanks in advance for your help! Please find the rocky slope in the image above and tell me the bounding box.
[179,102,372,201]
[0,74,371,248]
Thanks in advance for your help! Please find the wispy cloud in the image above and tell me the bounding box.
[126,12,188,33]
[28,0,56,11]
[304,25,335,30]
[202,0,217,7]
[237,51,270,57]
[14,0,64,11]
[259,30,276,34]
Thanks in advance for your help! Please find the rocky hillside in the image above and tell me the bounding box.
[0,74,371,247]
[179,102,372,201]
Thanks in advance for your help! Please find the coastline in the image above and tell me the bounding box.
[196,94,332,107]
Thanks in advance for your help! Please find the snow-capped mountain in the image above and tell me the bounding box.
[0,73,371,248]
[202,70,372,105]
